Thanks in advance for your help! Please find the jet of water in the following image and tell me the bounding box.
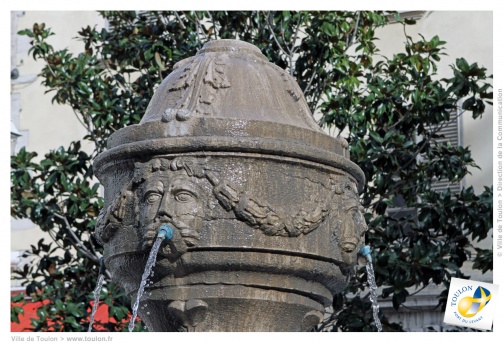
[365,259,383,332]
[128,225,174,332]
[88,260,106,332]
[359,245,383,332]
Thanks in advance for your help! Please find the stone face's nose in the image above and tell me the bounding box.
[94,39,367,332]
[157,192,174,218]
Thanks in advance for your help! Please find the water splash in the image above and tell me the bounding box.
[128,236,164,332]
[365,259,383,332]
[88,273,105,332]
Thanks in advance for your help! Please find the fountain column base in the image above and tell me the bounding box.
[139,285,325,332]
[108,248,345,332]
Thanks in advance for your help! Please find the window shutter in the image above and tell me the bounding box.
[429,110,462,194]
[385,110,462,232]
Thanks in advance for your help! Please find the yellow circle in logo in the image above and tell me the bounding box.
[458,296,477,317]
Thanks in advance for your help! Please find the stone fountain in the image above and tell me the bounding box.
[93,39,366,332]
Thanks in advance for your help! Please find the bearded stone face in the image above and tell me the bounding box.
[339,204,367,253]
[335,181,368,265]
[138,169,206,258]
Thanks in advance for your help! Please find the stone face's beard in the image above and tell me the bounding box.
[141,215,201,255]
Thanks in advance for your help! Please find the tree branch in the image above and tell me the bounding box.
[347,11,361,50]
[193,11,206,44]
[173,11,186,29]
[303,66,318,96]
[287,13,303,76]
[52,212,100,264]
[71,107,101,155]
[206,11,218,40]
[262,11,290,63]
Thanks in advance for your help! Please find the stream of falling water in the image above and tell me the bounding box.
[88,273,105,332]
[128,236,164,332]
[365,260,383,332]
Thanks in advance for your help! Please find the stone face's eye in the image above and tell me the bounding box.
[351,210,358,221]
[174,190,195,203]
[145,192,162,204]
[351,209,367,236]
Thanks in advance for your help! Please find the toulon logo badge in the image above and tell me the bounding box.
[444,277,499,330]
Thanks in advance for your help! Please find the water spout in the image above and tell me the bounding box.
[359,245,383,332]
[157,224,174,241]
[128,225,174,332]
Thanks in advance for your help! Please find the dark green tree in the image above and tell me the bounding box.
[11,11,492,332]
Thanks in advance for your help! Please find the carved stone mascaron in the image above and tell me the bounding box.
[94,39,366,332]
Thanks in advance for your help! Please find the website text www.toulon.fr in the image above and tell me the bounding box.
[65,338,112,342]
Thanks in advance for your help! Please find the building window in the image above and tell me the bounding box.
[386,109,462,230]
[426,109,463,193]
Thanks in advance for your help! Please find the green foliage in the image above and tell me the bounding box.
[12,11,492,332]
[11,142,130,331]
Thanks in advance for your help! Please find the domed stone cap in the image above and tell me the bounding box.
[95,39,364,190]
[140,39,320,131]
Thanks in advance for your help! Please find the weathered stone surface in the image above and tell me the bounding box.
[94,39,366,332]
